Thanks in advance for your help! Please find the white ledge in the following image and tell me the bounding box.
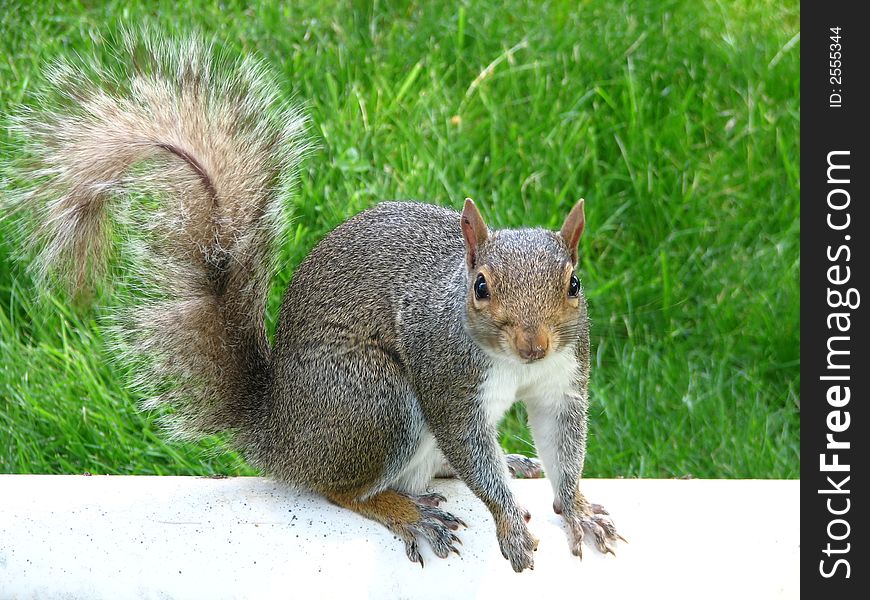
[0,476,798,599]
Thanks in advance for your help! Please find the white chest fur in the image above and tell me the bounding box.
[478,347,580,423]
[390,348,580,495]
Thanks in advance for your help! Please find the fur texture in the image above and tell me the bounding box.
[4,30,310,438]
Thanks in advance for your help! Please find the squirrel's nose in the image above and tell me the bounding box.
[515,329,550,362]
[518,345,547,361]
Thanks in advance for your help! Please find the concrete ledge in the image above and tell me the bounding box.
[0,476,798,599]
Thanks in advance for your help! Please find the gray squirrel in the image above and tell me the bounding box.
[4,31,622,571]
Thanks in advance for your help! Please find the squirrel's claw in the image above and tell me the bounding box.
[404,537,424,566]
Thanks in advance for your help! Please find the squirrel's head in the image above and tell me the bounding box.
[460,198,587,364]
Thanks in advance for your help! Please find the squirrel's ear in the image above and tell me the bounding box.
[560,198,586,264]
[461,198,489,268]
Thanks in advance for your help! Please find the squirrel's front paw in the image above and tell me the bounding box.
[496,516,538,572]
[559,499,624,558]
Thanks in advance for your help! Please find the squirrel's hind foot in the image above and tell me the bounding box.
[327,489,465,567]
[505,454,544,479]
[404,503,466,564]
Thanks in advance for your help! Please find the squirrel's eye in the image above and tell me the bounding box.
[474,273,490,300]
[568,274,580,297]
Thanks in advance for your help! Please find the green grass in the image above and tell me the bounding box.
[0,0,800,478]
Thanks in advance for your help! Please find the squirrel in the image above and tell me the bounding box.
[3,31,622,571]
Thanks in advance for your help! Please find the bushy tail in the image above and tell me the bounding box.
[3,30,309,439]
